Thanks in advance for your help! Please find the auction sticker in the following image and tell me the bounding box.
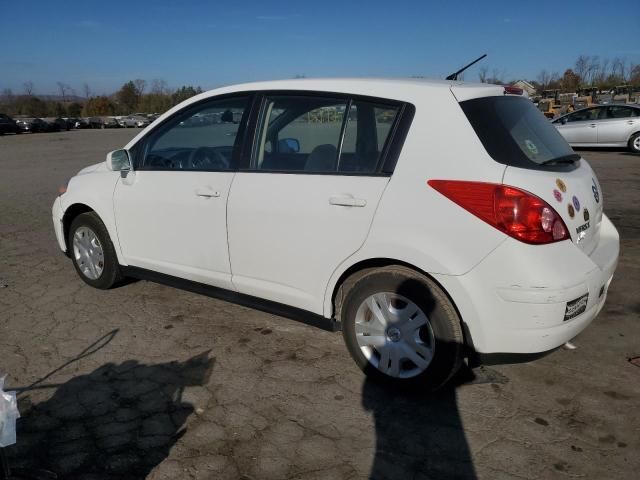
[553,189,562,202]
[572,195,580,211]
[564,293,589,321]
[556,179,567,192]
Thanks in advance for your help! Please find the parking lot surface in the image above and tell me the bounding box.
[1,129,639,479]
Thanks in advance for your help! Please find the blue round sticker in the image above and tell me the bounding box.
[572,195,580,212]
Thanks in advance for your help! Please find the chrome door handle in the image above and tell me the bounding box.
[195,189,221,198]
[590,124,597,128]
[627,121,634,125]
[329,196,366,207]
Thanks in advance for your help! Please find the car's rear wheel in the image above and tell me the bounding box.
[629,132,640,154]
[68,212,121,289]
[339,266,464,390]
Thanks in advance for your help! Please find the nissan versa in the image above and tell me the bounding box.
[52,78,619,389]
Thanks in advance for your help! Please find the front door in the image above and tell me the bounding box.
[556,107,602,144]
[113,95,251,289]
[227,94,403,314]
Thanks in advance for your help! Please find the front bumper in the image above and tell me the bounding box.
[435,214,619,354]
[52,196,66,253]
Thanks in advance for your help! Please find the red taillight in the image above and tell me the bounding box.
[428,180,569,244]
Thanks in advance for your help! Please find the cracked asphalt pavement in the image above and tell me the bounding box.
[1,129,639,479]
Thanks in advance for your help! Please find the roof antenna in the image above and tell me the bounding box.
[446,54,487,81]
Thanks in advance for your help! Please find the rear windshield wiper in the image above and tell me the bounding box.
[540,154,580,166]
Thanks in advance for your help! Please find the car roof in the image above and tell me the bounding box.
[124,77,505,150]
[199,77,502,103]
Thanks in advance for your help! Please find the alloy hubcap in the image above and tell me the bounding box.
[73,227,104,280]
[634,137,640,150]
[355,292,435,379]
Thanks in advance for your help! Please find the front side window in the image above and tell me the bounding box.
[141,96,250,171]
[252,95,401,174]
[567,108,602,122]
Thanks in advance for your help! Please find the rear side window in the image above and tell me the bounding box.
[252,95,401,174]
[607,106,636,119]
[339,102,400,173]
[460,96,576,168]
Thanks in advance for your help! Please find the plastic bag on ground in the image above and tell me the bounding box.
[0,375,20,447]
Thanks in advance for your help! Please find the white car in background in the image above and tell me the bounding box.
[52,78,619,389]
[119,115,150,128]
[553,104,640,153]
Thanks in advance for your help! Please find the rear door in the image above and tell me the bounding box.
[597,106,638,145]
[227,93,405,314]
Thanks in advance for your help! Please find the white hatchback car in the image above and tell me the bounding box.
[52,78,619,389]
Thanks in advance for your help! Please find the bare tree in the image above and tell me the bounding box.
[478,65,489,83]
[133,79,146,97]
[611,57,626,83]
[574,55,589,84]
[537,70,551,90]
[23,81,34,96]
[151,79,169,95]
[82,82,92,99]
[2,88,14,102]
[57,82,71,103]
[585,56,600,85]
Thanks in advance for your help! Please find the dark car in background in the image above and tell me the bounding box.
[52,118,70,131]
[0,114,21,134]
[102,117,122,129]
[16,118,49,133]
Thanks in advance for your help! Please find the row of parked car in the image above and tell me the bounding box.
[0,114,158,135]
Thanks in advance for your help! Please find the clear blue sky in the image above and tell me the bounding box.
[1,0,638,95]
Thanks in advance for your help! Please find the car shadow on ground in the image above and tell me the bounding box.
[359,275,507,480]
[6,352,214,479]
[363,365,485,480]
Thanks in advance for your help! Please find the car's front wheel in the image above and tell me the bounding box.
[339,266,464,390]
[68,212,122,289]
[629,132,640,154]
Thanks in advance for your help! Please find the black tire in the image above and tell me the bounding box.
[629,132,640,154]
[68,212,122,289]
[339,266,464,390]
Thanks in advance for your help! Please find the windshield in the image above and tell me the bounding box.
[460,96,577,168]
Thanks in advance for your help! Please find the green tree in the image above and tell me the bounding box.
[116,81,139,114]
[68,102,83,117]
[84,96,115,116]
[560,69,580,91]
[23,97,48,117]
[171,86,203,106]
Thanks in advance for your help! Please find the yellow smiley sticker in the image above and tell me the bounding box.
[556,179,567,193]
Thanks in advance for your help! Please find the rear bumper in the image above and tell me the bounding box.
[52,196,66,253]
[435,214,619,354]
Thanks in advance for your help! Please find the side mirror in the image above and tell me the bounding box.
[106,149,131,172]
[278,138,300,153]
[561,117,568,125]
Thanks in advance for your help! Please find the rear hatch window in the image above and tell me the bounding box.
[460,96,578,168]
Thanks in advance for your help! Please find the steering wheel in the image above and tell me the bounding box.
[188,147,229,170]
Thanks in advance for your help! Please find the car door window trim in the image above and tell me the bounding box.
[130,92,256,172]
[239,90,412,177]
